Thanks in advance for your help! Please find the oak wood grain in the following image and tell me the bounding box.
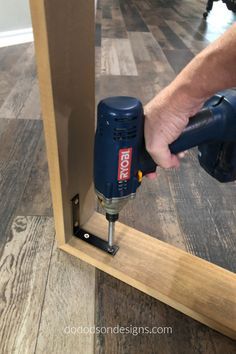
[30,0,96,245]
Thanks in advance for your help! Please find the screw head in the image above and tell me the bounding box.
[84,233,90,239]
[74,221,79,227]
[74,198,79,205]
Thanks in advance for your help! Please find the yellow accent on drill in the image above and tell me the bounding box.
[137,170,143,182]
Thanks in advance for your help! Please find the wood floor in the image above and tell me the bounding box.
[0,0,236,352]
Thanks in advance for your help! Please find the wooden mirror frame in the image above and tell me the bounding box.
[30,0,236,339]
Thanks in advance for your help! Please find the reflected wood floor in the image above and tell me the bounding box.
[0,0,236,353]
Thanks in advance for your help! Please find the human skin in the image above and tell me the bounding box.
[144,24,236,177]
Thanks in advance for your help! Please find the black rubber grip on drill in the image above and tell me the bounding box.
[169,108,220,154]
[141,108,222,175]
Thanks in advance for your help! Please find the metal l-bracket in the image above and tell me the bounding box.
[71,194,119,256]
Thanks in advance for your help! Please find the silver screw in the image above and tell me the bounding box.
[84,233,90,239]
[74,221,79,227]
[74,198,79,205]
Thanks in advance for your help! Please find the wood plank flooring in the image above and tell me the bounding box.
[35,240,95,354]
[0,118,42,245]
[0,216,54,353]
[0,0,236,352]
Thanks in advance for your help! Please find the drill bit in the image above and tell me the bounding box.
[108,220,115,249]
[106,213,119,251]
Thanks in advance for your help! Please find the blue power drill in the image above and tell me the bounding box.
[94,89,236,253]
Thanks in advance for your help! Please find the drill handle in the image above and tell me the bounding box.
[141,107,225,175]
[170,108,222,154]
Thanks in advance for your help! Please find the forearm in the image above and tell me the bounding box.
[168,24,236,107]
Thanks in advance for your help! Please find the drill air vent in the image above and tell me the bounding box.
[113,126,137,141]
[115,115,137,122]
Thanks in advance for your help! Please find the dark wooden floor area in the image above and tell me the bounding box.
[0,0,236,352]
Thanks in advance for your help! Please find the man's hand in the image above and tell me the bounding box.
[144,85,204,174]
[144,24,236,178]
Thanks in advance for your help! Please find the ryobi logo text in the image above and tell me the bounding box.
[118,148,132,181]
